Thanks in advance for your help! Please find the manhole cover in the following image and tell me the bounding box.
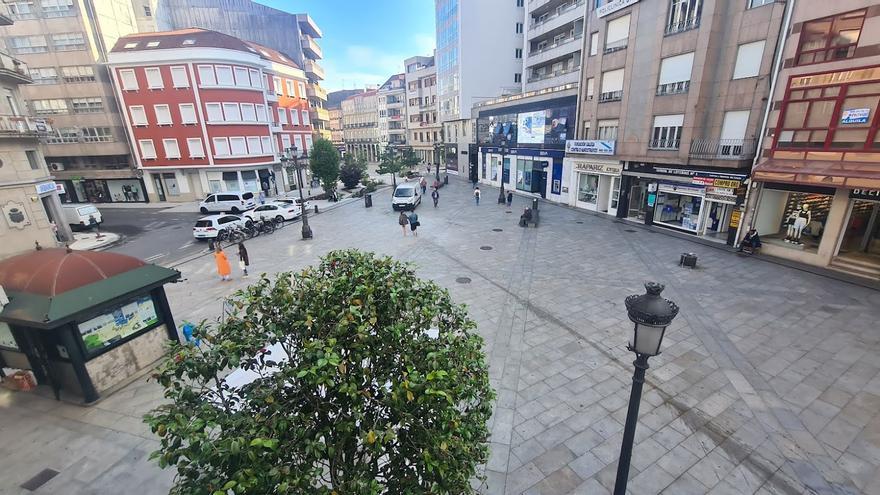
[455,277,472,284]
[20,469,59,491]
[576,221,584,224]
[624,229,637,233]
[492,228,503,232]
[480,246,493,251]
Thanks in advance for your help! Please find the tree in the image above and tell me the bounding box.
[376,145,405,188]
[309,138,340,196]
[400,147,421,174]
[145,250,495,495]
[339,153,367,189]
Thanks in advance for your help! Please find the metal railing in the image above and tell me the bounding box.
[530,0,585,30]
[476,82,578,108]
[530,32,583,56]
[598,90,622,103]
[527,64,580,83]
[648,139,680,150]
[604,39,627,54]
[0,51,30,82]
[0,114,51,137]
[689,138,756,159]
[665,17,700,36]
[656,80,690,96]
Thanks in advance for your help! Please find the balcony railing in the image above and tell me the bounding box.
[0,115,51,137]
[0,51,31,84]
[530,32,583,56]
[648,139,680,150]
[604,39,627,54]
[598,90,622,103]
[528,64,580,83]
[306,84,327,101]
[665,17,700,36]
[530,0,585,30]
[656,80,690,96]
[689,138,756,160]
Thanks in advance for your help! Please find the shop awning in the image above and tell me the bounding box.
[752,159,880,190]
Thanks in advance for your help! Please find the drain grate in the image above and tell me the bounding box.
[480,246,493,251]
[21,469,59,491]
[505,210,512,214]
[455,277,472,284]
[624,229,637,233]
[492,228,503,232]
[576,221,584,224]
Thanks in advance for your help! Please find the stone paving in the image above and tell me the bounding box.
[2,177,880,494]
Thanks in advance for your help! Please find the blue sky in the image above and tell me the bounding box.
[257,0,436,92]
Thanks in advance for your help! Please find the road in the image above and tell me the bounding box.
[102,207,206,265]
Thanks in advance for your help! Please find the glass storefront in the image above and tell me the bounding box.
[839,200,880,258]
[516,158,540,193]
[754,187,833,252]
[577,173,599,205]
[59,179,146,203]
[654,191,702,231]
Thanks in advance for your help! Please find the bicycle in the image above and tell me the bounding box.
[254,216,276,235]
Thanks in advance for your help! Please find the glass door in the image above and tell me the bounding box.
[839,200,880,256]
[153,175,166,202]
[608,176,621,216]
[628,182,646,219]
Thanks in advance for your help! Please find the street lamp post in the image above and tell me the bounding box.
[613,282,679,495]
[281,146,312,240]
[497,150,506,204]
[433,143,441,182]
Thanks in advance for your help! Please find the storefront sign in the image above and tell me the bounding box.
[35,181,57,195]
[571,161,622,175]
[626,163,747,183]
[705,193,737,204]
[841,108,870,124]
[729,210,742,229]
[706,186,735,196]
[692,177,715,186]
[565,140,615,155]
[712,179,741,189]
[658,183,703,196]
[850,188,880,200]
[55,183,65,194]
[597,0,639,17]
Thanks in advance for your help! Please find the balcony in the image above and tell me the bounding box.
[665,17,700,36]
[311,107,329,122]
[296,13,322,38]
[317,128,331,140]
[529,0,585,39]
[269,122,282,132]
[656,80,690,96]
[0,52,31,84]
[689,138,756,160]
[265,90,278,102]
[301,35,323,60]
[603,39,627,54]
[598,90,622,103]
[0,115,51,138]
[648,139,680,150]
[306,83,327,101]
[528,64,580,83]
[303,60,325,81]
[0,8,13,25]
[528,32,582,66]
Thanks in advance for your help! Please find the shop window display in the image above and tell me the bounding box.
[754,188,832,251]
[516,158,536,192]
[577,174,599,204]
[654,191,702,231]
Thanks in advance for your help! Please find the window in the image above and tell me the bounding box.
[26,150,39,170]
[71,97,102,113]
[262,74,269,89]
[229,137,247,156]
[223,102,242,122]
[234,67,249,87]
[286,79,295,96]
[261,136,273,154]
[8,2,36,20]
[599,69,624,102]
[249,69,261,88]
[586,77,595,100]
[215,66,234,86]
[206,103,223,122]
[31,99,68,115]
[179,103,196,124]
[514,73,522,83]
[82,127,111,142]
[255,104,267,122]
[278,107,288,125]
[281,134,292,150]
[718,110,750,157]
[297,81,306,97]
[163,138,180,158]
[657,52,694,95]
[52,32,86,51]
[597,119,618,140]
[241,103,257,122]
[650,114,684,149]
[153,104,172,125]
[139,139,156,159]
[8,35,48,54]
[302,110,310,126]
[605,15,630,53]
[581,122,591,140]
[667,0,702,35]
[748,0,773,7]
[129,105,147,125]
[273,76,283,95]
[119,69,138,90]
[186,138,204,157]
[733,41,765,79]
[197,65,216,86]
[517,0,523,6]
[247,136,262,155]
[589,32,599,56]
[796,10,865,66]
[294,134,304,151]
[29,67,58,84]
[213,138,230,156]
[515,48,522,59]
[145,67,163,89]
[62,65,94,83]
[170,66,189,88]
[290,108,300,125]
[41,0,74,16]
[515,22,523,33]
[46,127,78,144]
[304,135,313,150]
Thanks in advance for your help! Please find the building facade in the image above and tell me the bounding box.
[341,90,380,162]
[329,107,344,149]
[1,0,144,204]
[746,2,880,278]
[108,29,314,203]
[377,74,407,149]
[571,0,786,245]
[0,15,70,258]
[523,0,585,91]
[441,118,474,176]
[405,55,442,167]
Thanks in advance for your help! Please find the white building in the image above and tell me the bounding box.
[377,74,406,148]
[523,0,585,91]
[404,55,441,167]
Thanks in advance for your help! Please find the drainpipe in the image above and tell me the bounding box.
[737,0,796,243]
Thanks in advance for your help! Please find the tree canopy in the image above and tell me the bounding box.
[309,138,340,194]
[340,153,367,189]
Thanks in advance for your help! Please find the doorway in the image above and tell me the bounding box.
[627,182,646,220]
[153,174,167,202]
[699,200,734,241]
[838,200,880,261]
[608,176,621,216]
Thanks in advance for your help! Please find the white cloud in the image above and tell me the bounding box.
[322,36,436,91]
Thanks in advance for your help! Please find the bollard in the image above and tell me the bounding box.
[532,197,539,211]
[444,175,448,185]
[314,204,319,214]
[365,193,373,208]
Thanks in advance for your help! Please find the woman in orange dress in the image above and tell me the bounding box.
[214,245,231,281]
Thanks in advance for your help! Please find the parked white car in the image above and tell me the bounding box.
[391,183,421,211]
[62,203,102,230]
[244,202,302,223]
[273,196,310,210]
[192,214,249,239]
[199,192,256,214]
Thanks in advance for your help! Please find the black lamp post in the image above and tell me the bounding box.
[497,150,507,204]
[280,146,312,240]
[614,282,679,495]
[433,143,441,182]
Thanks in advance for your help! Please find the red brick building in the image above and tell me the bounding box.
[108,28,314,203]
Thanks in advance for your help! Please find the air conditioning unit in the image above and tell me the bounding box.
[49,162,64,171]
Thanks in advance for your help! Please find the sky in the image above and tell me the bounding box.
[257,0,436,92]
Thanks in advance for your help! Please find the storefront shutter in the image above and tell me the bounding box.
[658,52,694,84]
[653,114,684,128]
[606,15,630,45]
[601,69,624,93]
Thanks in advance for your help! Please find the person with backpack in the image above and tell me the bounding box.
[431,188,439,208]
[398,211,409,237]
[408,211,420,237]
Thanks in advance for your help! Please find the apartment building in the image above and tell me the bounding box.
[377,74,406,148]
[341,90,380,162]
[0,14,69,257]
[155,0,330,140]
[744,2,880,278]
[568,0,786,246]
[0,0,144,204]
[405,55,441,166]
[107,29,314,203]
[329,107,344,149]
[523,0,585,91]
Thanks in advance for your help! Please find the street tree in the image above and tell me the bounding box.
[145,249,495,495]
[376,145,405,188]
[339,153,367,189]
[309,138,340,196]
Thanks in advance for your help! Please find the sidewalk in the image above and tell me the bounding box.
[67,231,121,251]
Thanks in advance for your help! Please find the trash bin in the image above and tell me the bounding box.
[365,193,372,208]
[679,252,698,268]
[443,175,449,185]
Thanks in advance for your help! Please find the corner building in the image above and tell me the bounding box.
[573,0,785,244]
[107,29,314,203]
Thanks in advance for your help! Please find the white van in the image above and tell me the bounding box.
[391,183,421,211]
[62,204,102,230]
[199,191,256,214]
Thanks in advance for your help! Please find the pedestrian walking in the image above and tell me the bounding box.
[237,242,249,277]
[398,211,409,237]
[258,190,266,205]
[433,179,440,190]
[408,211,420,236]
[506,191,513,207]
[474,186,481,205]
[420,177,427,194]
[431,188,439,208]
[214,245,231,281]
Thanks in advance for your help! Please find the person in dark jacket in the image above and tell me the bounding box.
[408,211,420,237]
[506,191,513,207]
[238,242,250,277]
[738,228,762,253]
[431,188,439,207]
[399,211,409,237]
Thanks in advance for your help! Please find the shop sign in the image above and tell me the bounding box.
[850,188,880,200]
[572,161,622,175]
[705,193,737,203]
[55,183,65,194]
[35,181,57,195]
[841,108,870,124]
[712,179,741,189]
[658,183,703,195]
[692,177,715,186]
[566,140,615,155]
[597,0,639,17]
[706,186,735,196]
[729,210,742,229]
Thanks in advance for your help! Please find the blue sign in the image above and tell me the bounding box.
[565,140,616,156]
[841,108,870,124]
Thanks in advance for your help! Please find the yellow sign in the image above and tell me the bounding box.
[713,179,741,189]
[729,210,742,229]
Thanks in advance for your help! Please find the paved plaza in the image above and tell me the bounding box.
[2,178,880,494]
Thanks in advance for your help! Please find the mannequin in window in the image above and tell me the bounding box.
[785,203,811,245]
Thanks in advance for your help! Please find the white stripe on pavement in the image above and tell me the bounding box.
[178,241,195,250]
[144,253,167,262]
